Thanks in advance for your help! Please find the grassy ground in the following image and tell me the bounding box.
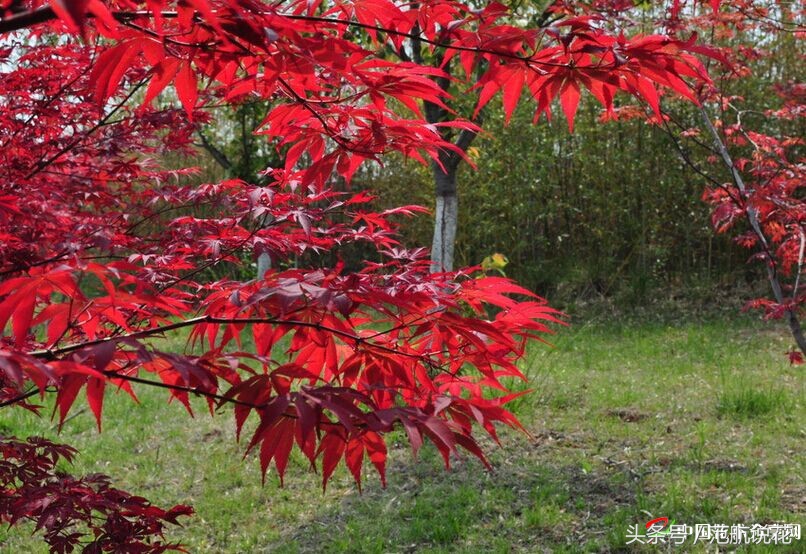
[1,315,803,552]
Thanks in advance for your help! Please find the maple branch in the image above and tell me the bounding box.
[118,17,217,48]
[0,250,69,277]
[0,387,45,408]
[661,135,713,188]
[24,80,146,181]
[662,109,720,156]
[31,316,436,363]
[454,126,478,154]
[700,107,806,355]
[2,61,90,149]
[99,368,267,411]
[273,75,382,159]
[6,371,351,429]
[0,5,55,34]
[159,221,263,290]
[734,6,804,33]
[658,109,742,205]
[659,106,806,354]
[196,128,233,170]
[279,14,568,68]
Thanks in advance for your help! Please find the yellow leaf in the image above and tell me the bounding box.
[481,252,508,274]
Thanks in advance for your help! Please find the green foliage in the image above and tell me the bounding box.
[717,382,791,419]
[360,99,748,306]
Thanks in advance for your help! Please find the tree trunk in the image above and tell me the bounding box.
[431,166,458,272]
[409,37,478,273]
[256,252,271,280]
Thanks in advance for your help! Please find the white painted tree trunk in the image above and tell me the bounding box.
[256,252,271,280]
[431,193,458,273]
[421,98,476,274]
[256,213,275,281]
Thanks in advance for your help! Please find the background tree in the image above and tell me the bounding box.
[360,0,801,324]
[660,0,806,356]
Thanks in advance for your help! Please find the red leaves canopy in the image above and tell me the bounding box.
[0,0,716,499]
[0,436,193,552]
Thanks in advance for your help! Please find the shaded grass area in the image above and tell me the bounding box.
[1,315,804,552]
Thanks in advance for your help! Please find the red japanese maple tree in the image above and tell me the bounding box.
[656,1,806,359]
[0,0,718,549]
[551,1,805,360]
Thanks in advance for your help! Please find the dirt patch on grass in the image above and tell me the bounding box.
[781,484,806,514]
[605,408,649,422]
[698,458,748,473]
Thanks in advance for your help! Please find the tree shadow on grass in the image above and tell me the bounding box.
[265,437,641,554]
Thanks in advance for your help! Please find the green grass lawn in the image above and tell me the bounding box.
[1,315,803,553]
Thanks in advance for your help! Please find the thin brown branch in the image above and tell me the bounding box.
[31,315,432,363]
[24,80,146,181]
[0,387,46,408]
